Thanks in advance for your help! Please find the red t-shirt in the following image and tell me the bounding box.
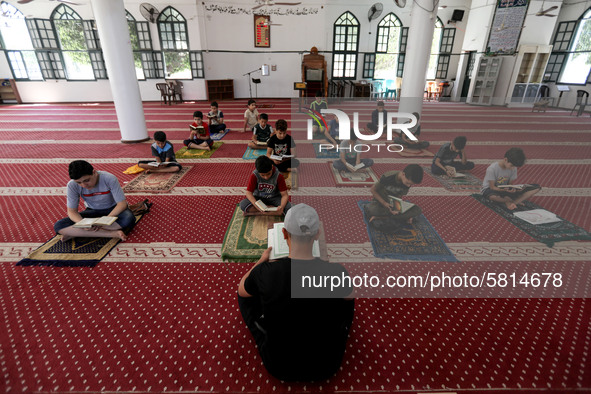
[246,168,287,193]
[191,122,210,139]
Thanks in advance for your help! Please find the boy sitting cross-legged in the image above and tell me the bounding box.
[184,111,213,151]
[207,101,228,134]
[266,119,300,172]
[431,136,474,176]
[248,113,274,149]
[138,131,182,173]
[239,155,291,216]
[481,147,541,211]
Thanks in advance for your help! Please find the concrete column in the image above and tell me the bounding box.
[90,0,148,142]
[399,0,437,116]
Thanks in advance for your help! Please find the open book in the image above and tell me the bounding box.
[73,216,118,229]
[497,184,532,190]
[270,154,294,161]
[255,200,279,212]
[346,162,365,171]
[387,196,415,214]
[268,222,320,260]
[189,124,207,137]
[513,209,562,225]
[255,140,268,146]
[148,161,173,167]
[444,166,466,178]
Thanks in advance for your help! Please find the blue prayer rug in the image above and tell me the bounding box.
[471,194,591,247]
[210,129,229,141]
[242,147,266,160]
[358,200,457,262]
[313,143,340,159]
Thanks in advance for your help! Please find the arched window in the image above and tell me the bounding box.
[126,10,154,80]
[373,13,402,80]
[332,11,359,79]
[558,8,591,84]
[158,7,190,79]
[51,4,94,79]
[426,18,456,80]
[0,1,42,80]
[426,18,444,80]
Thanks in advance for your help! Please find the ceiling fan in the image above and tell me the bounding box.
[140,3,160,23]
[252,0,302,10]
[17,0,81,5]
[536,4,558,17]
[368,3,384,22]
[394,0,407,8]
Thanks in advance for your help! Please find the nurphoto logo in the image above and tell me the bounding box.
[307,109,418,153]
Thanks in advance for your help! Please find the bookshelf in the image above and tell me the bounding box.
[468,57,502,106]
[506,45,552,106]
[0,79,22,104]
[206,79,234,101]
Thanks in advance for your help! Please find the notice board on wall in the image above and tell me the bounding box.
[486,0,529,55]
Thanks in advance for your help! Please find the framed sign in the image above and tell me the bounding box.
[254,14,270,48]
[486,0,529,55]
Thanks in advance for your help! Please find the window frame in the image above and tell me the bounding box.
[331,11,360,80]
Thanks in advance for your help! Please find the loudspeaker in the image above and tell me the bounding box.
[451,9,464,22]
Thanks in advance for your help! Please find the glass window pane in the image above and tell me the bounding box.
[62,51,94,79]
[164,51,190,79]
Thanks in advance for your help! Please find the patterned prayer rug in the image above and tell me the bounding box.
[257,104,275,108]
[313,143,340,159]
[123,166,190,193]
[175,142,223,159]
[471,194,591,247]
[221,205,283,262]
[396,148,434,157]
[331,163,379,186]
[17,214,145,267]
[357,201,457,262]
[282,171,298,190]
[423,166,482,192]
[210,129,229,141]
[242,147,266,160]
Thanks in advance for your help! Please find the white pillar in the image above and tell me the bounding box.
[90,0,148,142]
[399,0,437,116]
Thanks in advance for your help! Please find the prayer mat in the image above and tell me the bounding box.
[471,194,591,247]
[358,201,457,262]
[396,148,434,157]
[17,214,145,267]
[313,143,340,159]
[257,104,275,108]
[210,129,229,141]
[175,142,223,159]
[282,171,298,190]
[242,147,266,160]
[123,166,190,193]
[221,205,283,263]
[423,166,482,192]
[331,163,378,186]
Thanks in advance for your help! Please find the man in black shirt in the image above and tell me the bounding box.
[238,204,354,381]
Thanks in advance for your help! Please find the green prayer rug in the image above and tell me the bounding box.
[175,142,223,159]
[471,194,591,247]
[423,166,482,192]
[221,205,283,262]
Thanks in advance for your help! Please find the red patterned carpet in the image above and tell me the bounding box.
[0,99,590,393]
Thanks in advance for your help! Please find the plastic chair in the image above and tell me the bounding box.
[156,83,174,105]
[532,85,552,112]
[370,81,383,100]
[167,80,184,103]
[570,90,589,116]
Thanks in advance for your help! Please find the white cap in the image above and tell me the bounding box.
[284,204,320,236]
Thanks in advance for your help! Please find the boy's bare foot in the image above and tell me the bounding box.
[60,234,72,242]
[505,201,517,210]
[145,169,152,174]
[116,230,127,241]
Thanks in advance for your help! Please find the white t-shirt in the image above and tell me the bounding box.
[481,161,517,193]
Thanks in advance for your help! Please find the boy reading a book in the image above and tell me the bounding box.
[310,91,329,139]
[184,111,212,150]
[138,131,182,173]
[54,160,135,241]
[208,101,228,134]
[364,164,424,232]
[370,101,388,134]
[243,99,260,133]
[481,147,541,210]
[239,155,291,216]
[431,136,474,176]
[266,119,300,172]
[394,112,430,150]
[332,128,374,173]
[248,113,274,149]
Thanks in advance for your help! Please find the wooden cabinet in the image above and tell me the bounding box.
[506,45,552,106]
[206,79,234,101]
[0,79,22,104]
[468,57,502,105]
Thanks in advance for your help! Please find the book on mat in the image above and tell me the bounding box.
[387,196,415,214]
[147,161,173,167]
[513,209,562,225]
[497,184,531,190]
[255,200,279,212]
[346,162,365,171]
[73,216,118,228]
[270,154,294,161]
[444,166,465,178]
[268,222,320,260]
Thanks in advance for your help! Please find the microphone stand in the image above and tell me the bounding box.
[243,68,261,98]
